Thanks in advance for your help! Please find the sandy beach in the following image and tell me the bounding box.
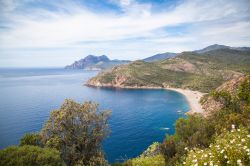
[87,83,206,114]
[166,88,206,114]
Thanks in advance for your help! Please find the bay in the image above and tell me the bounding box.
[0,68,189,163]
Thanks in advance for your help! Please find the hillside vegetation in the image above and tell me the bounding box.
[87,48,250,92]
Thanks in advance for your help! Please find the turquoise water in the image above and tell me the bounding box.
[0,68,189,163]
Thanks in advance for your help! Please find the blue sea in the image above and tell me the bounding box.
[0,68,189,163]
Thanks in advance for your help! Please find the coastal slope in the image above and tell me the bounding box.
[201,75,249,116]
[86,48,250,93]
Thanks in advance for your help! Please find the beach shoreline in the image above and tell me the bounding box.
[86,84,205,114]
[165,88,205,114]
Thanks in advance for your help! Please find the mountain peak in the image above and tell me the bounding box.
[83,55,109,62]
[65,55,129,70]
[195,44,229,53]
[195,44,250,53]
[143,52,177,62]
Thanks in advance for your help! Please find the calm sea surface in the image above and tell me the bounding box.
[0,68,189,163]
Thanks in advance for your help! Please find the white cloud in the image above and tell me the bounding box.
[0,0,250,67]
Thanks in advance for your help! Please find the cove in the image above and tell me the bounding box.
[0,68,189,163]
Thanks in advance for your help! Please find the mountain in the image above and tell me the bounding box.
[86,48,250,93]
[195,44,250,53]
[65,55,130,70]
[143,52,177,62]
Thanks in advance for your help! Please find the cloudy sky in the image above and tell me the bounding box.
[0,0,250,67]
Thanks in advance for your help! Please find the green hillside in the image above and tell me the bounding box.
[87,49,250,92]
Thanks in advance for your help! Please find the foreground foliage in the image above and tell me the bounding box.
[0,100,111,166]
[20,133,42,147]
[159,74,250,165]
[126,154,165,166]
[0,145,63,166]
[160,114,216,165]
[184,127,250,166]
[123,143,165,166]
[113,75,250,166]
[41,99,111,166]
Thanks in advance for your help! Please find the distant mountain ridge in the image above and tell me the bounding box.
[195,44,250,53]
[143,52,177,62]
[65,44,250,70]
[65,55,130,70]
[86,46,250,92]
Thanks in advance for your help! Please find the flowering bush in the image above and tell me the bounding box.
[184,126,250,166]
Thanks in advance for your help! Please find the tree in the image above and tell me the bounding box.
[160,115,216,165]
[41,99,111,166]
[20,133,42,147]
[0,145,63,166]
[160,136,176,161]
[175,115,215,147]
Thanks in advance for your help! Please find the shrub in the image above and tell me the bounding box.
[41,99,111,166]
[140,142,161,157]
[184,127,250,166]
[238,74,250,104]
[160,115,215,164]
[125,154,165,166]
[20,133,42,147]
[175,115,215,147]
[0,145,63,166]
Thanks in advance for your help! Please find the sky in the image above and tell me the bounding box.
[0,0,250,67]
